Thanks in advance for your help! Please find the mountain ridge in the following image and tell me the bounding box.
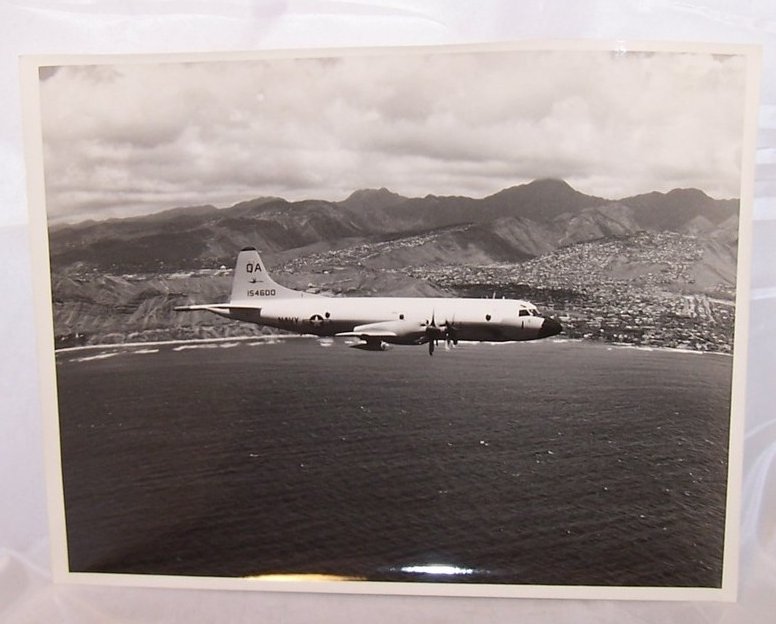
[47,178,740,351]
[49,178,738,274]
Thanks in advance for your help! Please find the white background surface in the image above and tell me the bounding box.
[2,1,775,622]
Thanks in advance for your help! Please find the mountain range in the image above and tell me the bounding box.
[47,178,740,347]
[49,178,738,274]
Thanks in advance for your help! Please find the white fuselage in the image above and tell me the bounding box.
[176,247,562,349]
[227,296,548,344]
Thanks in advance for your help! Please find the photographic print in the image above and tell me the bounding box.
[24,42,757,599]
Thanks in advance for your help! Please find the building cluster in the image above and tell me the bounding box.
[54,230,736,353]
[511,231,704,291]
[282,227,467,273]
[407,232,736,354]
[553,290,735,353]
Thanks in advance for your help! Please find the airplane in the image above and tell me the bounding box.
[175,247,562,355]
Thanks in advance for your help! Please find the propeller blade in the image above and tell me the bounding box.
[425,311,444,355]
[443,320,458,347]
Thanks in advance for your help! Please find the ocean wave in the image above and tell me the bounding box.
[613,344,727,357]
[172,344,221,352]
[247,338,285,347]
[68,352,119,363]
[57,335,266,354]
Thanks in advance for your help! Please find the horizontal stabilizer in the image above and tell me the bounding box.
[174,304,233,312]
[174,302,262,324]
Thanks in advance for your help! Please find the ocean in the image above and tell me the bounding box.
[55,338,733,587]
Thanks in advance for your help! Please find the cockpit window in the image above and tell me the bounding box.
[519,309,530,317]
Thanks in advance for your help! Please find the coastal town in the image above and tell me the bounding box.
[407,232,736,354]
[50,229,736,354]
[280,230,736,354]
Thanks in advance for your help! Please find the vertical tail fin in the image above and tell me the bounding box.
[230,247,309,302]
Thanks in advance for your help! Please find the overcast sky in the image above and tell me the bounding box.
[38,46,749,223]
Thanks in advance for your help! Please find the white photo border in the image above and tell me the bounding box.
[21,39,761,601]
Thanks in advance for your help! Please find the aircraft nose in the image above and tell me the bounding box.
[538,316,562,338]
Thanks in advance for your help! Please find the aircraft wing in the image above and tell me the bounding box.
[336,329,398,338]
[336,320,425,340]
[336,321,399,338]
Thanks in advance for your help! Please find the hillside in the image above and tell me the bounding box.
[49,178,737,273]
[47,179,740,350]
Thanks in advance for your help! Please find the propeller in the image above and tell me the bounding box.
[424,313,460,355]
[443,317,458,347]
[425,312,440,356]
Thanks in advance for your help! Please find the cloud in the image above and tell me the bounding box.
[38,47,749,223]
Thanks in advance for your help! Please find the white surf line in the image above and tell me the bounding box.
[611,343,733,357]
[171,343,222,351]
[55,334,732,357]
[55,334,315,354]
[469,338,731,357]
[172,341,243,351]
[67,352,120,363]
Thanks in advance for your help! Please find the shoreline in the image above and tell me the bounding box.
[54,335,733,357]
[54,334,313,354]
